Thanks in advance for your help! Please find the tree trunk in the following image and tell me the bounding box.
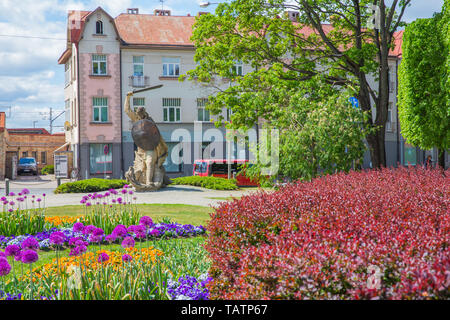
[438,149,446,169]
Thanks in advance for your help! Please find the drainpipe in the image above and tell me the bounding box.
[119,48,124,179]
[76,44,82,178]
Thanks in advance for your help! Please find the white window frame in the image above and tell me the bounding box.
[133,97,145,109]
[162,57,180,77]
[133,56,144,76]
[386,102,393,132]
[197,98,210,122]
[95,20,103,35]
[163,98,181,122]
[92,97,108,123]
[231,60,243,76]
[92,54,107,75]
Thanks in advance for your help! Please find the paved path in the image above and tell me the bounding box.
[0,175,264,208]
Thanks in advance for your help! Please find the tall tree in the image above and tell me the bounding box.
[185,0,411,169]
[398,1,449,169]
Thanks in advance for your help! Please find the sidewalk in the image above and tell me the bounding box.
[0,176,261,207]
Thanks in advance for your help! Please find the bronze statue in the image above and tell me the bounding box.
[124,86,171,191]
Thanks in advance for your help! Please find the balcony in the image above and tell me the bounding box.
[129,75,149,88]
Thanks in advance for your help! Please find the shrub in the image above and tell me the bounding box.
[54,179,128,194]
[206,167,449,300]
[41,165,54,175]
[171,176,238,190]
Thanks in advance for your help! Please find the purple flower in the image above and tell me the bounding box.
[73,222,85,233]
[0,259,11,276]
[97,252,109,263]
[105,234,116,243]
[21,237,39,251]
[112,225,128,238]
[89,234,102,243]
[128,190,134,195]
[83,225,96,235]
[42,193,46,197]
[69,245,86,257]
[150,229,160,237]
[92,228,104,236]
[8,192,15,196]
[21,250,39,264]
[121,236,135,249]
[14,251,23,262]
[5,244,21,257]
[9,201,15,206]
[0,251,6,258]
[37,198,42,202]
[139,216,153,227]
[68,237,83,247]
[122,254,133,262]
[21,188,30,195]
[121,189,127,194]
[49,232,65,246]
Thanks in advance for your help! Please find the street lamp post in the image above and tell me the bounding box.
[199,1,220,8]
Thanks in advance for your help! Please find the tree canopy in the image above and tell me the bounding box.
[398,0,449,168]
[184,0,411,176]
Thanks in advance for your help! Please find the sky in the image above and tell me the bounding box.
[0,0,444,132]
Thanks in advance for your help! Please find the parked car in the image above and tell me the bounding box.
[17,157,38,175]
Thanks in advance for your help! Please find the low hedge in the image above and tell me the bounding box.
[206,167,449,300]
[54,178,128,194]
[171,176,238,190]
[41,164,54,175]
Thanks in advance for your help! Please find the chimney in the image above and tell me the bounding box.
[287,11,299,22]
[127,8,139,14]
[0,112,5,129]
[154,9,171,16]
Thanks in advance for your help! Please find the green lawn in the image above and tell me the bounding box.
[45,204,213,226]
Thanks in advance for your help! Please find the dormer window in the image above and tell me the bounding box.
[96,20,103,34]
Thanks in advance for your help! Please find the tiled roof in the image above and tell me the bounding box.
[115,14,196,47]
[59,8,403,57]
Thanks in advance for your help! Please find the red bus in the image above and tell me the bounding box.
[193,159,259,186]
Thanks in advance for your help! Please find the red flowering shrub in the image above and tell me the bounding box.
[205,167,449,299]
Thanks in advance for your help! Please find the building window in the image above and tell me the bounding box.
[93,97,108,122]
[197,98,210,122]
[231,60,243,76]
[96,20,103,34]
[162,57,180,77]
[32,151,37,160]
[92,54,107,75]
[133,56,144,76]
[164,142,183,172]
[133,97,145,109]
[65,60,71,86]
[90,143,112,174]
[22,151,28,158]
[65,99,71,123]
[404,143,417,166]
[163,98,181,122]
[386,103,393,132]
[41,151,47,165]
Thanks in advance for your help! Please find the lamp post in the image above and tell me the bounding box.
[199,1,220,8]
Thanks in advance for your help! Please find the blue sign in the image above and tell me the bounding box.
[349,97,359,109]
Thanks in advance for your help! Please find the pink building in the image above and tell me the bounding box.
[58,7,123,178]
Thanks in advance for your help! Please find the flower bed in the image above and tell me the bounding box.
[0,221,206,250]
[206,167,449,299]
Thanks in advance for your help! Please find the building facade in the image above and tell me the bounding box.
[0,112,69,179]
[58,7,448,180]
